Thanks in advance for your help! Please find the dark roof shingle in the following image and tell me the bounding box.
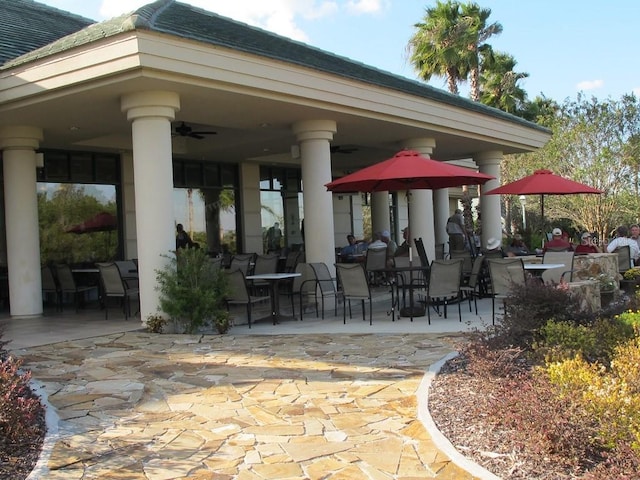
[0,0,94,65]
[0,0,547,131]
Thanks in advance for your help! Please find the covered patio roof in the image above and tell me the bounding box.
[0,0,550,174]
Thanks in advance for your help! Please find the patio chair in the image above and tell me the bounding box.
[55,263,98,312]
[284,263,317,320]
[225,269,270,328]
[283,250,302,273]
[614,245,632,272]
[250,253,279,294]
[229,253,255,276]
[392,255,428,314]
[335,263,373,325]
[486,257,526,324]
[541,251,575,284]
[365,246,387,285]
[115,260,139,289]
[460,255,485,315]
[96,262,139,320]
[449,248,473,283]
[41,265,61,311]
[309,262,341,319]
[422,258,464,325]
[414,237,430,267]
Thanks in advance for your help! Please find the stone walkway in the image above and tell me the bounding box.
[20,331,482,479]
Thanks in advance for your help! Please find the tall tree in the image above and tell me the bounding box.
[479,51,528,114]
[459,2,502,101]
[408,1,502,100]
[502,94,640,241]
[408,1,469,95]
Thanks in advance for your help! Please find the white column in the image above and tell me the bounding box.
[403,138,436,262]
[371,191,390,236]
[292,120,337,273]
[475,151,503,249]
[121,91,180,322]
[0,126,43,317]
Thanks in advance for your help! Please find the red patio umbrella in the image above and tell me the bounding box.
[483,169,602,226]
[326,149,494,193]
[326,148,493,250]
[65,212,117,234]
[326,149,493,317]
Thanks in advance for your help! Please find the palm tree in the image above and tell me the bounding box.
[459,3,502,101]
[479,51,528,114]
[408,1,469,95]
[408,1,502,100]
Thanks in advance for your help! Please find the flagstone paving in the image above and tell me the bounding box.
[19,331,482,479]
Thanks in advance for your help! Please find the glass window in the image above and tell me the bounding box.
[184,163,203,187]
[70,152,94,183]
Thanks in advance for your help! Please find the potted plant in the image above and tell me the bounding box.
[155,248,230,334]
[597,273,616,307]
[621,267,640,295]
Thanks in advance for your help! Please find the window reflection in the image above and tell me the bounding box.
[173,187,238,255]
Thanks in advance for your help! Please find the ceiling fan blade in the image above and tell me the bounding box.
[190,133,205,140]
[191,131,217,135]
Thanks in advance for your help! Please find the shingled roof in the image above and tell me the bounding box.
[0,0,94,65]
[0,0,547,131]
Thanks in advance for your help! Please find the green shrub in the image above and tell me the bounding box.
[489,279,592,351]
[155,248,230,334]
[546,337,640,452]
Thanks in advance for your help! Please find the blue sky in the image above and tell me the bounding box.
[38,0,640,103]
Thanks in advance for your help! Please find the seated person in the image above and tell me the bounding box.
[606,225,640,266]
[543,227,573,252]
[394,227,410,257]
[575,232,602,254]
[482,237,505,257]
[340,234,359,262]
[505,234,530,257]
[380,230,397,267]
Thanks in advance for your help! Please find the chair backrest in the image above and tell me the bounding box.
[467,255,485,288]
[435,243,445,260]
[542,251,575,283]
[414,237,430,267]
[284,250,301,272]
[208,257,223,273]
[115,260,137,277]
[253,254,279,275]
[97,262,125,295]
[428,259,463,298]
[365,247,387,272]
[225,269,249,302]
[449,249,473,275]
[229,254,254,276]
[487,258,525,296]
[292,263,315,294]
[41,265,58,292]
[393,256,427,287]
[55,264,77,292]
[614,245,632,272]
[309,262,337,296]
[336,263,370,298]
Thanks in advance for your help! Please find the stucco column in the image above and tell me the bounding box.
[371,192,390,237]
[0,126,43,317]
[121,91,180,323]
[292,120,337,273]
[475,151,503,249]
[403,138,436,262]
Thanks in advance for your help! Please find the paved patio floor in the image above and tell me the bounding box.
[1,291,499,480]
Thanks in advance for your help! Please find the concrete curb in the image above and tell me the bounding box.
[27,379,59,480]
[418,352,502,480]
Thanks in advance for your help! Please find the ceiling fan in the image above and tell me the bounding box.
[172,122,217,139]
[330,145,359,154]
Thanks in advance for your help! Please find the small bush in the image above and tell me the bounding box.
[0,356,45,449]
[489,279,592,351]
[546,341,640,452]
